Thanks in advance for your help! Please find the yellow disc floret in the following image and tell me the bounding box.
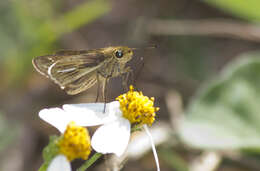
[58,122,91,161]
[116,85,159,126]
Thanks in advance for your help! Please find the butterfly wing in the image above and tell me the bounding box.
[32,50,109,94]
[64,70,98,95]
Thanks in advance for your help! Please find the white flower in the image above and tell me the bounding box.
[42,121,91,171]
[40,101,130,156]
[39,86,160,170]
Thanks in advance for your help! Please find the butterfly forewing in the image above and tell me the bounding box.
[32,50,108,94]
[54,50,89,55]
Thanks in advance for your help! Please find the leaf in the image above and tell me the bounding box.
[178,51,260,151]
[1,0,111,86]
[39,136,60,171]
[204,0,260,22]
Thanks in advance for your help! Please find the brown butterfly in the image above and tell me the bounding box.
[32,46,134,101]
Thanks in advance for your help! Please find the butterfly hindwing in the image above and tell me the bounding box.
[64,71,98,95]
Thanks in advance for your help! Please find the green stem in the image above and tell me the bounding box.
[131,124,142,133]
[77,153,103,171]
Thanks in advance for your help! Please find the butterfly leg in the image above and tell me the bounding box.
[96,73,101,103]
[102,67,115,112]
[102,77,108,113]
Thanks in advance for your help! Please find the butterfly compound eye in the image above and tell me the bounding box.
[115,50,123,58]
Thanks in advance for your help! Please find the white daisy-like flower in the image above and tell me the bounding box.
[45,122,91,171]
[39,86,160,171]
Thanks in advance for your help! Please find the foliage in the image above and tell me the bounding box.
[0,0,110,87]
[179,51,260,151]
[39,136,60,171]
[204,0,260,22]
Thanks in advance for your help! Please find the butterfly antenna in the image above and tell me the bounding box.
[131,44,157,51]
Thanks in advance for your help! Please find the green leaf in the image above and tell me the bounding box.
[2,0,111,86]
[39,136,60,171]
[178,52,260,151]
[203,0,260,22]
[38,0,111,44]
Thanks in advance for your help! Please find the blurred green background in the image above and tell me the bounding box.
[2,0,260,170]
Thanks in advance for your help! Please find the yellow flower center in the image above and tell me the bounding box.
[58,122,91,161]
[116,85,159,126]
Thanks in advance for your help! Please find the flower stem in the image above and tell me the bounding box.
[143,124,160,171]
[77,153,102,171]
[131,124,142,133]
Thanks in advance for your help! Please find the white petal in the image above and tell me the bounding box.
[39,108,71,133]
[63,101,120,114]
[39,101,122,133]
[63,103,106,113]
[63,101,122,125]
[47,155,71,171]
[91,118,131,156]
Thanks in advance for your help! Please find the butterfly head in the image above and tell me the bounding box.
[105,46,134,63]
